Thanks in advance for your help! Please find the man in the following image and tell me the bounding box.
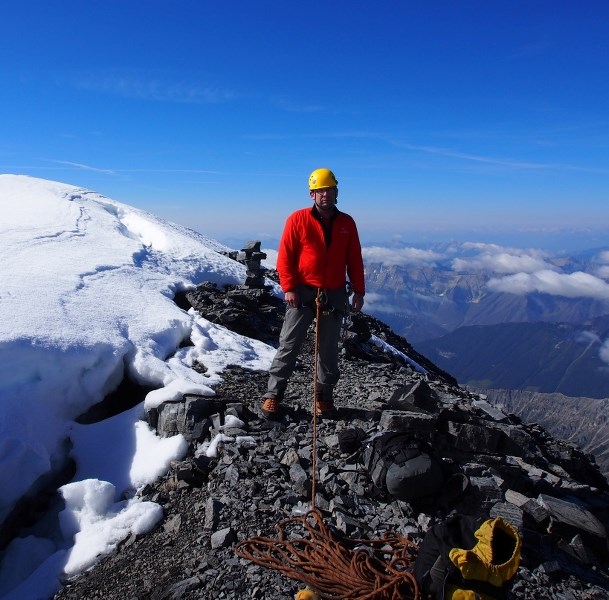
[261,168,365,419]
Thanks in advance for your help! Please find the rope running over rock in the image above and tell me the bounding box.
[235,289,420,599]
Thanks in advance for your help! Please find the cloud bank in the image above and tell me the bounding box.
[361,241,609,304]
[452,242,554,274]
[360,291,403,314]
[488,270,609,300]
[453,252,555,274]
[481,246,609,301]
[363,246,442,266]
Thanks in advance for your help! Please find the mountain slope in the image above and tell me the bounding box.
[481,388,609,476]
[54,281,609,599]
[416,317,609,399]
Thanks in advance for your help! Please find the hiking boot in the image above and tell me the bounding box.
[315,398,337,417]
[261,397,280,420]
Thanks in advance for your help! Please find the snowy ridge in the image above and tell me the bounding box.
[0,175,279,598]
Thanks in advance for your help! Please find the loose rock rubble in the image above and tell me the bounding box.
[55,276,609,600]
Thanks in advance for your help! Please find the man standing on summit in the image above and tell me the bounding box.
[261,168,365,419]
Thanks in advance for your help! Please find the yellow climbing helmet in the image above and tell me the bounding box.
[308,168,338,190]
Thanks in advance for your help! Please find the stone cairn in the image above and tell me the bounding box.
[221,240,270,289]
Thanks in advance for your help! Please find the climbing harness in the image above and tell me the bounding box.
[235,287,420,599]
[316,289,335,317]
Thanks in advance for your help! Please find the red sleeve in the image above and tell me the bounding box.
[276,213,300,293]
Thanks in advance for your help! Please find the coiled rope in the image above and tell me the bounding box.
[234,509,419,599]
[235,288,420,599]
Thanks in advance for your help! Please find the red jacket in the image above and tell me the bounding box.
[276,206,365,295]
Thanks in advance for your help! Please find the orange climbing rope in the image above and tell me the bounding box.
[311,289,323,510]
[235,288,420,599]
[234,509,420,599]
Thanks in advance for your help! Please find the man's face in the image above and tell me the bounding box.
[310,187,338,211]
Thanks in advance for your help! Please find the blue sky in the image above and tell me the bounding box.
[2,0,609,251]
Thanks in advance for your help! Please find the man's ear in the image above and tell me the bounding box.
[309,190,315,200]
[335,189,339,204]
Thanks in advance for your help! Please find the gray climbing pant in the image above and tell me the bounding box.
[266,284,347,402]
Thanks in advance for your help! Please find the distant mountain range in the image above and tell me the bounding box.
[363,242,609,400]
[365,253,609,343]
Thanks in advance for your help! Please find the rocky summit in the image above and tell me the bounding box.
[55,270,609,599]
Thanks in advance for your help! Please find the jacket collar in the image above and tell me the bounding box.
[310,204,339,220]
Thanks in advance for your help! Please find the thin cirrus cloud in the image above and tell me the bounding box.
[42,160,222,177]
[387,139,609,174]
[46,160,116,175]
[271,96,325,113]
[75,73,236,104]
[402,143,548,170]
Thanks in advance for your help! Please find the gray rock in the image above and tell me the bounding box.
[289,463,310,497]
[155,395,220,441]
[447,421,503,453]
[210,527,236,549]
[379,409,437,433]
[538,494,607,538]
[472,398,509,422]
[205,497,223,529]
[162,514,182,535]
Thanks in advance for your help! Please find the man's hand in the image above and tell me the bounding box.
[284,290,300,308]
[351,293,364,312]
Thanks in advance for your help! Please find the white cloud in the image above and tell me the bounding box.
[600,339,609,365]
[461,241,546,256]
[453,252,554,274]
[362,246,442,266]
[46,160,116,175]
[452,242,554,274]
[361,291,403,314]
[596,252,609,279]
[76,72,235,105]
[576,330,601,344]
[596,266,609,279]
[488,270,609,300]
